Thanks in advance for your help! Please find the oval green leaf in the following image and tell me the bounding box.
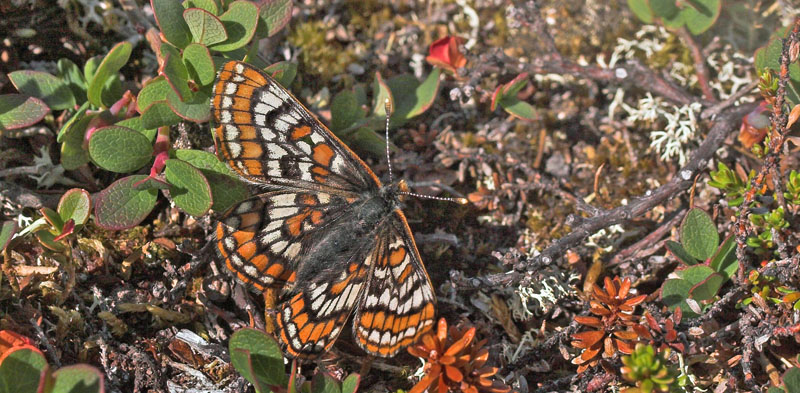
[59,112,93,170]
[164,159,213,216]
[57,58,88,103]
[0,221,17,252]
[0,346,48,393]
[229,328,287,388]
[498,96,537,121]
[689,272,724,301]
[160,51,191,101]
[51,364,104,393]
[211,1,260,52]
[57,188,92,226]
[264,61,297,87]
[256,0,292,38]
[665,240,698,265]
[151,0,192,48]
[89,126,154,173]
[94,175,159,230]
[8,70,75,110]
[87,42,132,108]
[680,208,719,261]
[627,0,654,23]
[183,43,216,86]
[331,90,364,132]
[184,8,228,46]
[172,149,249,212]
[0,94,50,131]
[166,89,211,123]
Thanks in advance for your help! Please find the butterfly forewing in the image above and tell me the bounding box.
[211,60,438,358]
[211,61,378,194]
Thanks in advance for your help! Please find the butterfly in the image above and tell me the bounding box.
[210,60,437,358]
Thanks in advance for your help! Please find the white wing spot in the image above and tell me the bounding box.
[261,91,282,108]
[254,103,271,115]
[227,142,242,158]
[224,82,237,95]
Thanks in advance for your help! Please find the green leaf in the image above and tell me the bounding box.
[0,347,48,393]
[183,0,218,14]
[680,0,720,35]
[57,58,88,103]
[497,96,537,121]
[661,278,695,317]
[141,102,182,129]
[371,72,393,118]
[83,55,101,83]
[768,388,787,393]
[115,116,157,142]
[88,126,154,173]
[137,76,182,128]
[264,61,297,87]
[8,70,76,110]
[172,149,249,212]
[183,43,217,86]
[211,1,260,52]
[161,50,192,101]
[680,208,719,261]
[166,89,211,123]
[386,68,441,125]
[50,365,104,393]
[184,8,228,46]
[36,229,68,252]
[41,207,64,232]
[59,112,93,170]
[256,0,292,38]
[331,90,365,132]
[164,159,213,216]
[311,372,340,393]
[58,189,91,226]
[138,76,172,111]
[689,272,724,301]
[151,0,192,48]
[0,94,50,131]
[57,101,90,142]
[94,175,159,230]
[341,374,359,393]
[709,235,738,281]
[785,367,800,393]
[87,42,132,108]
[229,328,287,389]
[680,265,715,285]
[627,0,654,23]
[0,221,16,252]
[649,0,679,19]
[350,127,388,158]
[666,240,698,265]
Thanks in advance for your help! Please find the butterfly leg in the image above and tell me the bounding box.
[263,288,279,334]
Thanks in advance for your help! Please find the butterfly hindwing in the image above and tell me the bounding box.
[215,190,349,290]
[352,211,436,357]
[276,242,374,358]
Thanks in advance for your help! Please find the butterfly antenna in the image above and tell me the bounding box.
[384,98,393,184]
[399,190,469,205]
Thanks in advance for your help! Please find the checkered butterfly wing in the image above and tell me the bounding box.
[352,211,436,357]
[211,61,381,289]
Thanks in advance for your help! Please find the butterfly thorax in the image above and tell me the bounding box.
[293,181,405,285]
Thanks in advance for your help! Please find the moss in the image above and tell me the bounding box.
[288,21,357,81]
